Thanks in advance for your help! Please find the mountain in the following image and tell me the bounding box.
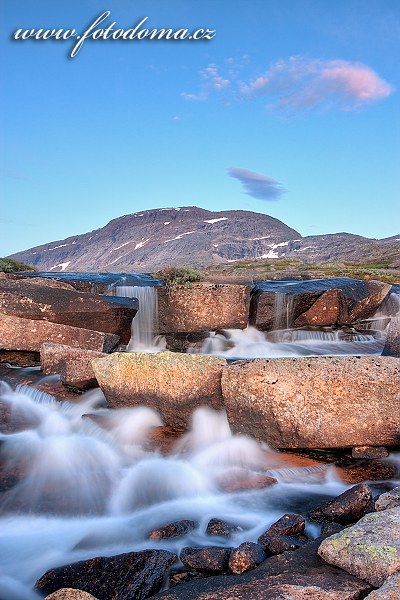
[8,206,400,272]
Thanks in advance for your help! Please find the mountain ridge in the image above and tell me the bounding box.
[8,206,400,272]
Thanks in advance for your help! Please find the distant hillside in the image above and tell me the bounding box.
[9,206,400,272]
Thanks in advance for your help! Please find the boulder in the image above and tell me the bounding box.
[228,542,266,574]
[335,460,396,484]
[0,314,119,353]
[148,520,198,540]
[364,572,400,599]
[318,507,400,587]
[375,486,400,512]
[382,319,400,357]
[206,518,241,538]
[180,547,232,573]
[35,549,177,599]
[157,283,250,334]
[294,289,349,326]
[222,356,400,448]
[307,484,372,525]
[155,538,372,599]
[0,278,137,343]
[92,351,226,428]
[40,343,106,389]
[258,514,307,556]
[44,590,98,600]
[250,278,392,330]
[351,446,389,459]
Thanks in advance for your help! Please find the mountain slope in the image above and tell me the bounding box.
[9,207,400,272]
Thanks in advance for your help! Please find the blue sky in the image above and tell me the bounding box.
[1,0,399,256]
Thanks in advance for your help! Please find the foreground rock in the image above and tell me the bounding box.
[36,549,177,599]
[364,572,400,599]
[374,486,400,512]
[308,484,372,524]
[44,590,98,600]
[41,343,106,389]
[92,351,226,428]
[157,283,250,334]
[228,542,266,574]
[0,278,137,343]
[222,356,400,448]
[0,314,119,352]
[154,538,372,599]
[318,507,400,587]
[180,547,232,573]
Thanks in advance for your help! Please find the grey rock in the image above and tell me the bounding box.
[375,486,400,512]
[318,507,400,587]
[364,571,400,599]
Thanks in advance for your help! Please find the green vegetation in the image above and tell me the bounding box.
[0,257,35,273]
[154,266,203,287]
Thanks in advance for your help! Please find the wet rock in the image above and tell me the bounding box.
[382,319,400,357]
[335,460,396,484]
[351,446,389,459]
[44,589,98,600]
[320,522,346,536]
[164,332,209,353]
[249,288,320,330]
[318,507,400,587]
[0,398,41,434]
[40,343,106,390]
[156,538,372,599]
[180,547,232,573]
[35,549,177,600]
[364,571,400,599]
[375,486,400,511]
[206,518,241,537]
[258,514,307,556]
[308,484,372,525]
[222,356,400,448]
[157,283,250,334]
[228,542,266,574]
[348,280,392,321]
[217,470,277,493]
[0,278,137,343]
[92,351,226,428]
[294,289,349,327]
[0,314,119,353]
[0,349,40,367]
[148,519,198,540]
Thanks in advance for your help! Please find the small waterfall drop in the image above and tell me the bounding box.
[272,293,295,329]
[108,285,166,352]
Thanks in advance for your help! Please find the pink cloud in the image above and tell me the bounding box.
[182,63,230,102]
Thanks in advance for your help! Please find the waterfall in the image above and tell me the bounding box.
[108,285,166,352]
[272,293,295,329]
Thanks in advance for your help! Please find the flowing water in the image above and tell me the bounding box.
[2,381,397,599]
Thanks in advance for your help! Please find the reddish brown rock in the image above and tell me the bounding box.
[336,460,396,484]
[92,351,226,428]
[35,549,177,599]
[351,446,389,459]
[157,283,250,334]
[206,518,241,538]
[40,343,106,389]
[155,538,372,599]
[180,547,232,573]
[349,280,392,321]
[294,289,349,327]
[249,289,320,330]
[0,278,137,343]
[217,471,278,493]
[382,319,400,357]
[308,484,372,525]
[364,571,400,599]
[44,590,98,600]
[148,520,198,540]
[258,514,307,556]
[222,356,400,448]
[228,542,266,574]
[0,314,119,353]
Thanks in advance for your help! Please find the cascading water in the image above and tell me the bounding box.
[272,292,295,330]
[107,285,166,352]
[1,380,384,600]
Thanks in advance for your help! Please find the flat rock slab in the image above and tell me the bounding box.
[155,538,372,599]
[318,507,400,587]
[36,549,177,600]
[0,314,119,353]
[157,283,250,333]
[0,278,137,343]
[41,343,106,389]
[222,356,400,448]
[92,351,227,428]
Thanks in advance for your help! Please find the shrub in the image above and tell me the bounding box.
[154,266,203,287]
[0,258,35,273]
